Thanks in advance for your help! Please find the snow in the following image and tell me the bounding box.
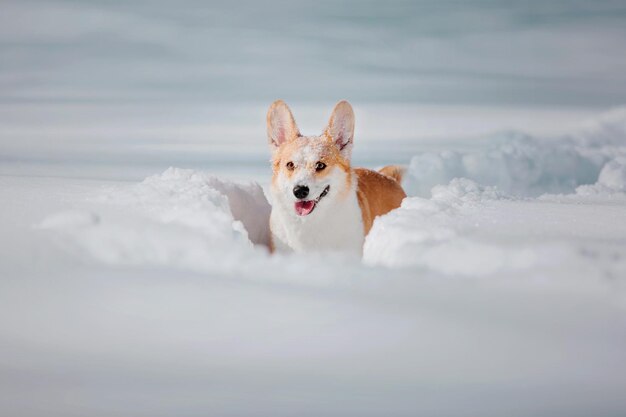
[404,108,626,198]
[576,157,626,196]
[364,178,626,278]
[404,133,599,197]
[369,112,626,276]
[2,108,626,416]
[36,167,271,273]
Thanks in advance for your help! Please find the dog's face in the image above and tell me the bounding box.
[267,100,355,218]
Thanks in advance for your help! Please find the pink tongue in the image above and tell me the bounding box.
[294,200,315,216]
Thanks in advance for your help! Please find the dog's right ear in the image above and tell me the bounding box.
[267,100,300,151]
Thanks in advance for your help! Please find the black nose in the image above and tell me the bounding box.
[293,185,309,199]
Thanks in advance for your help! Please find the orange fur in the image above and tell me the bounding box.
[378,165,406,183]
[355,168,406,235]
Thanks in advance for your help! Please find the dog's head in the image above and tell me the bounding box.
[267,100,355,217]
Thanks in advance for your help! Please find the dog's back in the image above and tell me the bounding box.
[356,167,406,235]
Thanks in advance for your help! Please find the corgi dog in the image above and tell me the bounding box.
[266,100,406,254]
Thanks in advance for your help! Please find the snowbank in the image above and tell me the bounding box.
[366,109,626,273]
[364,177,626,277]
[138,167,271,246]
[404,132,598,197]
[404,107,626,198]
[575,157,626,196]
[39,167,271,273]
[364,179,530,273]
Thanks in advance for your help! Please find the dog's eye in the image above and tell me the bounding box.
[286,161,295,170]
[315,162,326,171]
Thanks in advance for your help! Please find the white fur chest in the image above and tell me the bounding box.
[270,190,364,255]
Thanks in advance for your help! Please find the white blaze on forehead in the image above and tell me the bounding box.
[283,138,321,188]
[287,136,326,166]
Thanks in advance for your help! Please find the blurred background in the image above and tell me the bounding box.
[1,0,625,180]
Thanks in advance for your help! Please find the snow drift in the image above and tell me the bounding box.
[366,109,626,272]
[39,167,271,273]
[404,107,626,197]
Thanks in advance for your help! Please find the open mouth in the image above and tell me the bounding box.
[294,186,330,216]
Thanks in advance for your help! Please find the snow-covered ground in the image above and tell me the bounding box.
[2,0,626,415]
[1,108,626,417]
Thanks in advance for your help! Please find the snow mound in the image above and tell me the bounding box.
[404,108,626,198]
[575,157,626,196]
[430,177,504,207]
[364,177,626,277]
[137,167,271,246]
[597,158,626,191]
[39,168,271,272]
[404,133,599,197]
[363,179,519,273]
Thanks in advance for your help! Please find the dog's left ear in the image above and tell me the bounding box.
[325,100,355,160]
